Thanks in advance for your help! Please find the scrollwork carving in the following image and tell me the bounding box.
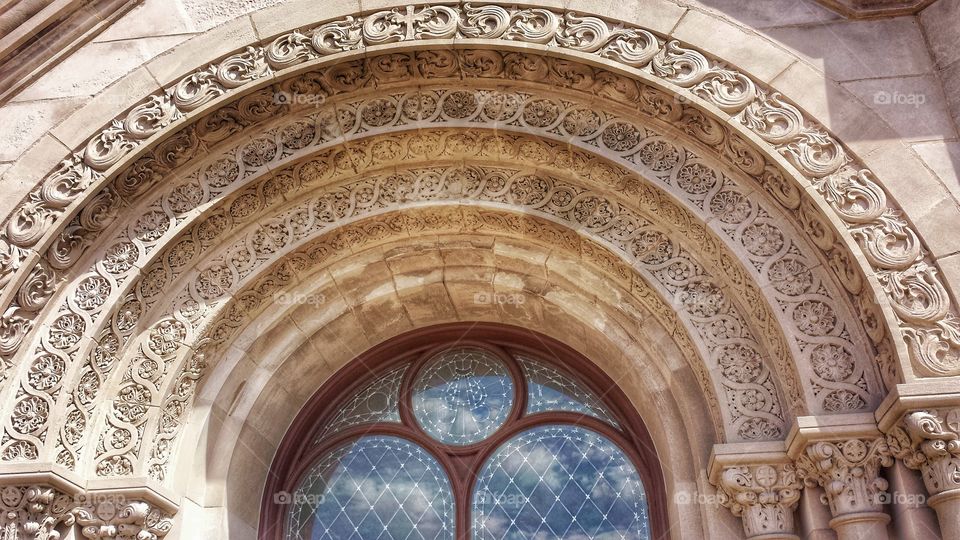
[716,463,801,538]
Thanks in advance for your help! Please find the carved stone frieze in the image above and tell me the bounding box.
[0,83,877,470]
[716,463,802,538]
[0,4,947,410]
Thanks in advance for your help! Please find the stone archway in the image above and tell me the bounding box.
[0,3,957,540]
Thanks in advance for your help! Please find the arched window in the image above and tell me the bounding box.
[265,325,666,539]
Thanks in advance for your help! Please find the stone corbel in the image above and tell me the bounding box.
[709,442,802,539]
[787,414,893,540]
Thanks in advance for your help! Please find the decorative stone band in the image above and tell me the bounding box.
[0,475,174,540]
[710,445,803,539]
[0,2,955,388]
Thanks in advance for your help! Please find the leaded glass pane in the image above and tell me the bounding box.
[518,356,619,427]
[412,347,514,445]
[472,425,650,540]
[286,436,454,540]
[316,365,408,441]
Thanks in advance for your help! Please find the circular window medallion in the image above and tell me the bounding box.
[412,347,514,445]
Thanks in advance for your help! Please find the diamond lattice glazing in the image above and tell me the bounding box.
[472,425,650,540]
[316,365,408,441]
[286,436,454,540]
[519,356,619,426]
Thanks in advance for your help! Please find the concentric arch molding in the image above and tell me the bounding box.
[111,206,729,482]
[0,100,896,470]
[0,3,954,454]
[0,3,945,387]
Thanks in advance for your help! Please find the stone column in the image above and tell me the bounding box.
[715,463,802,539]
[795,438,893,540]
[886,409,960,539]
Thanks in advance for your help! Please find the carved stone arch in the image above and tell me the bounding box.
[1,3,958,539]
[0,73,896,469]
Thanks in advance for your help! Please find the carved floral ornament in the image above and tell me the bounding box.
[0,0,950,483]
[0,484,172,540]
[0,53,892,464]
[0,3,950,383]
[0,53,913,481]
[6,116,889,480]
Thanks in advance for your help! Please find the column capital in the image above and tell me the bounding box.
[73,494,174,540]
[716,463,802,539]
[0,484,76,540]
[886,408,960,497]
[709,443,801,539]
[794,437,893,518]
[0,480,175,540]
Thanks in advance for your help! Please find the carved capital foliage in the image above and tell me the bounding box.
[795,438,893,517]
[0,485,173,540]
[886,408,960,496]
[716,463,801,538]
[0,484,75,539]
[73,497,173,540]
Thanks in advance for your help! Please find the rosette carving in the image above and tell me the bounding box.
[0,1,955,389]
[716,464,802,538]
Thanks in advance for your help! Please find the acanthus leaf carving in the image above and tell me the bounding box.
[716,463,801,538]
[795,438,893,517]
[886,409,960,497]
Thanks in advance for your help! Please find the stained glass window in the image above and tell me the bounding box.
[284,337,657,540]
[286,436,454,540]
[316,365,408,440]
[519,356,619,426]
[412,348,514,445]
[472,425,650,540]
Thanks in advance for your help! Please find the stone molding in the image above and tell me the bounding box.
[0,0,144,105]
[0,2,954,397]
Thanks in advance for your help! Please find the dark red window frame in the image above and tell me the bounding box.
[259,322,670,540]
